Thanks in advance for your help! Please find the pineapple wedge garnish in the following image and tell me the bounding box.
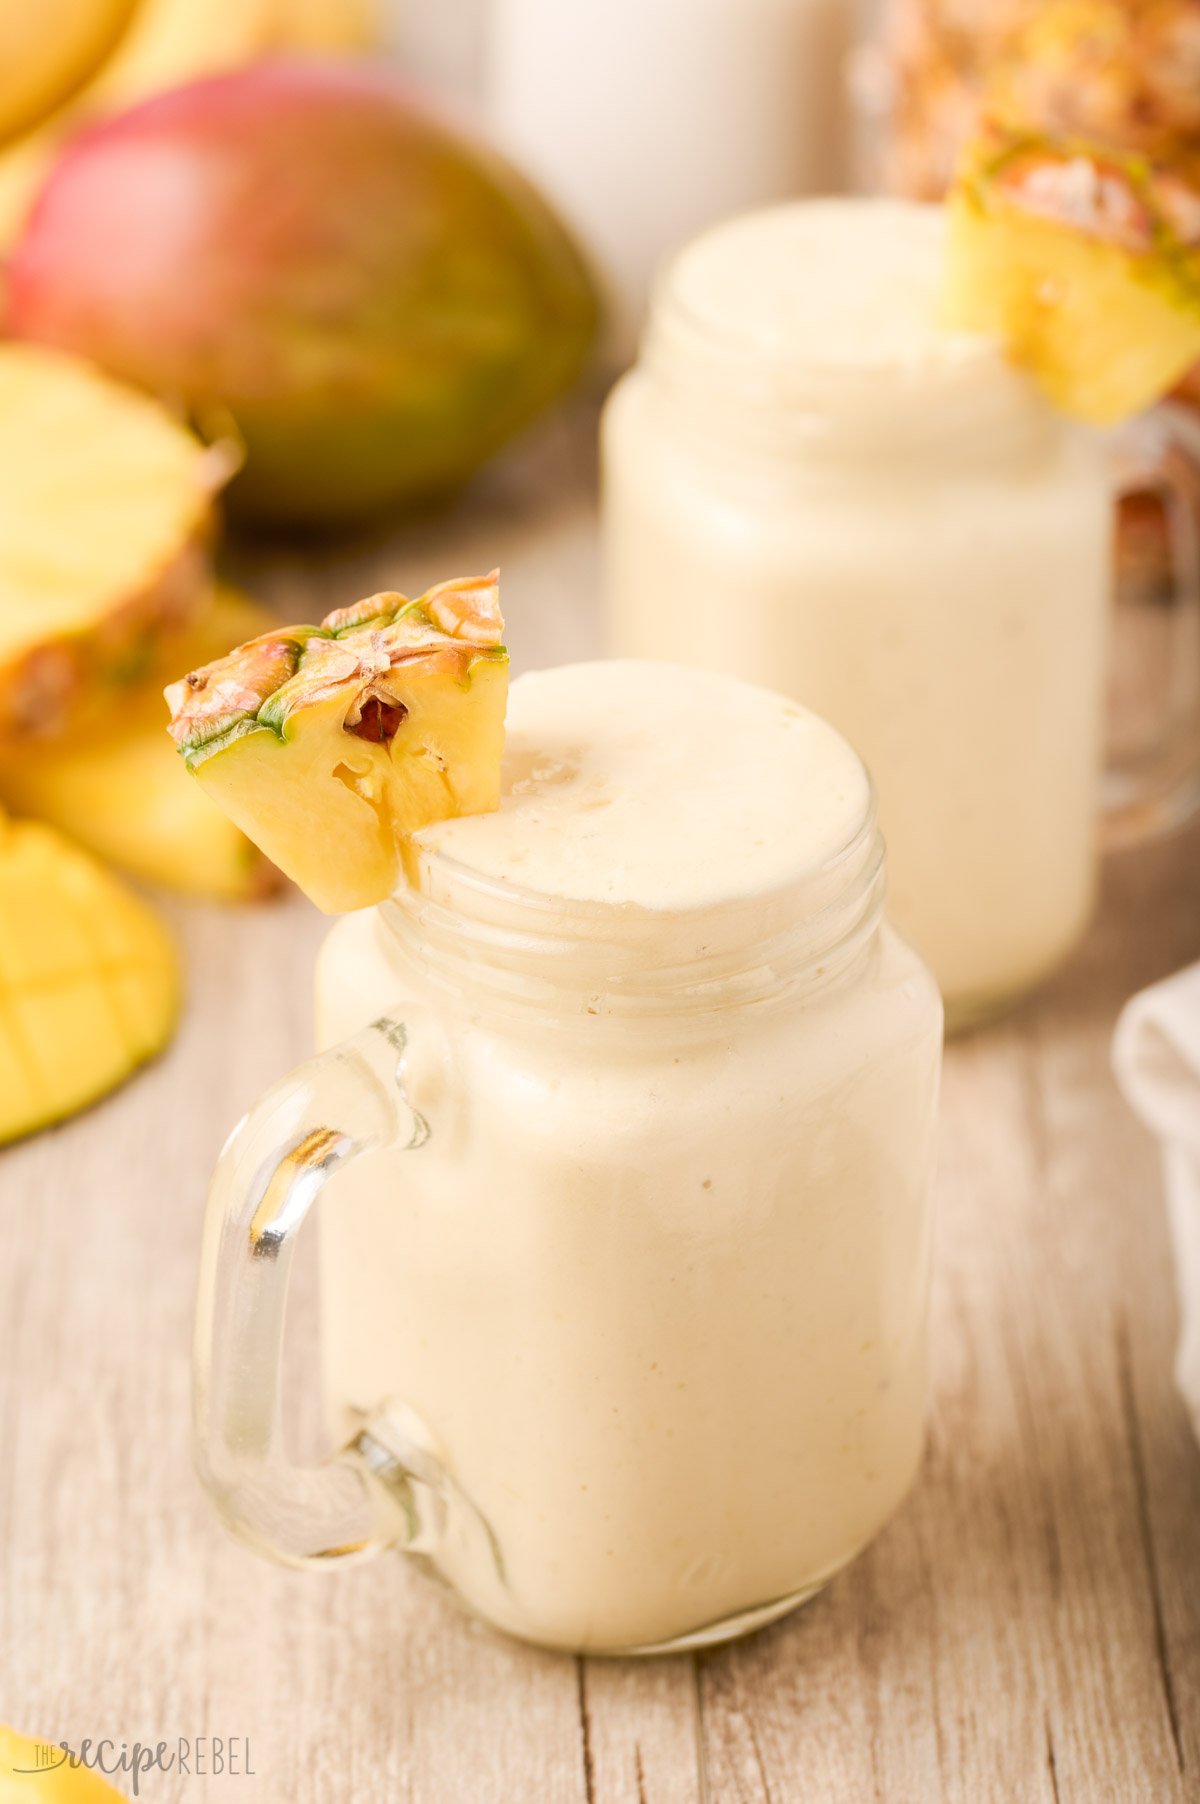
[0,587,280,901]
[0,343,220,737]
[0,815,180,1146]
[166,573,508,913]
[945,125,1200,424]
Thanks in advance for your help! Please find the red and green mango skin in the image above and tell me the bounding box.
[7,60,600,527]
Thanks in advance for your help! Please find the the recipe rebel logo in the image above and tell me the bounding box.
[14,1734,256,1793]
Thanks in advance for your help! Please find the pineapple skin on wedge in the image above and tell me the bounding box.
[166,572,509,914]
[0,816,180,1146]
[0,588,281,901]
[946,129,1200,424]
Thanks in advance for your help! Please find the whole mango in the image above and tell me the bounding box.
[6,60,600,527]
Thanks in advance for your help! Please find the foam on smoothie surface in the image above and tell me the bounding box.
[413,660,869,911]
[665,198,996,378]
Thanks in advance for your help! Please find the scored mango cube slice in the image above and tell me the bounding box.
[0,817,180,1146]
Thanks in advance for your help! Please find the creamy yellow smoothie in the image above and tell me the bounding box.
[602,201,1113,1027]
[313,661,942,1653]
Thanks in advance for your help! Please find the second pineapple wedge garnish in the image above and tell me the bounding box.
[945,126,1200,425]
[166,572,508,913]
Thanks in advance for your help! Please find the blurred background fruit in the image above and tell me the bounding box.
[0,0,378,244]
[0,814,180,1146]
[6,60,600,528]
[0,587,281,899]
[871,0,1200,199]
[867,2,1200,408]
[0,343,220,737]
[281,0,376,51]
[0,0,137,145]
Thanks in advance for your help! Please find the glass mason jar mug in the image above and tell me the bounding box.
[602,200,1200,1031]
[193,662,943,1656]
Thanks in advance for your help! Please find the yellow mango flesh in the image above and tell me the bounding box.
[0,719,273,901]
[0,817,179,1145]
[0,588,280,901]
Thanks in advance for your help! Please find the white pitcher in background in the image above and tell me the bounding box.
[486,0,855,363]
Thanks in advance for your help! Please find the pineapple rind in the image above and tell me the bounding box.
[960,131,1200,305]
[179,694,297,767]
[947,128,1200,423]
[165,573,509,913]
[169,578,504,759]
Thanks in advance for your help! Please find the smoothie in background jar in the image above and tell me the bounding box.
[602,200,1112,1028]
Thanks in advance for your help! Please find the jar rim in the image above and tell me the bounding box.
[640,199,1062,460]
[379,788,888,1020]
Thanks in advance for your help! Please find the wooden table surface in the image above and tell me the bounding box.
[3,400,1199,1804]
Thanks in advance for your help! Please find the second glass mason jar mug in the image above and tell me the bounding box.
[193,793,942,1656]
[602,201,1200,1031]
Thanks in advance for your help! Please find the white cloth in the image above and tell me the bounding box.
[1113,961,1200,1439]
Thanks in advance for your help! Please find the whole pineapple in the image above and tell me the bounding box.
[879,0,1200,196]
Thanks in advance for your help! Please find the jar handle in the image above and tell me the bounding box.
[1104,403,1200,845]
[193,1014,441,1567]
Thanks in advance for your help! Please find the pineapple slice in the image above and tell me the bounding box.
[0,587,280,901]
[166,572,509,913]
[0,343,220,737]
[0,815,180,1146]
[945,127,1200,423]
